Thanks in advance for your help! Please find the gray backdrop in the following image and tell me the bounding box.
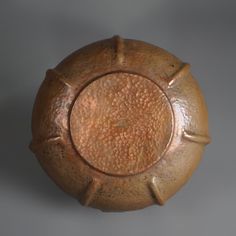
[1,0,235,235]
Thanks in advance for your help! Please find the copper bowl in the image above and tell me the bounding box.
[30,36,210,211]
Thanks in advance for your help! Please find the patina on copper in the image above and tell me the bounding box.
[30,36,210,211]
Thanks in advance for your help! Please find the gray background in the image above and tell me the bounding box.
[0,0,235,235]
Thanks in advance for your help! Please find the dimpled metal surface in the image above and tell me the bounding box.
[30,36,210,212]
[70,72,173,176]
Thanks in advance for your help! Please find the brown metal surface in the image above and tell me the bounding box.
[70,72,173,176]
[30,36,210,211]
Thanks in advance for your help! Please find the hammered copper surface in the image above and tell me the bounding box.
[30,36,210,211]
[70,72,173,176]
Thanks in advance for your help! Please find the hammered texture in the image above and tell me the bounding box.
[70,72,173,176]
[30,37,210,211]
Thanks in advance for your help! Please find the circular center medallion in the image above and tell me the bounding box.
[70,72,173,176]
